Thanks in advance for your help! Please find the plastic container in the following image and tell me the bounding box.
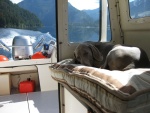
[19,78,35,93]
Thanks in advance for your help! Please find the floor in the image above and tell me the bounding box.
[0,90,59,113]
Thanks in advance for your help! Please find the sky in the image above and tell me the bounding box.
[68,0,99,10]
[10,0,134,10]
[10,0,99,10]
[10,0,23,4]
[68,0,135,10]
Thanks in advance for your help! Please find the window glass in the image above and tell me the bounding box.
[107,4,111,41]
[68,0,111,43]
[68,0,100,42]
[0,0,56,60]
[129,0,150,19]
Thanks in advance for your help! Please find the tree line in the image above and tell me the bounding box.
[0,0,42,30]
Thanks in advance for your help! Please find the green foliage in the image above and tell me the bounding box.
[0,0,42,29]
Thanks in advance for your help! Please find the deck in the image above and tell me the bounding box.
[0,90,59,113]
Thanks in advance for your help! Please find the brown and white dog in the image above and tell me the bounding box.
[74,41,150,70]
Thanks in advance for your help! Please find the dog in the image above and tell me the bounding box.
[74,41,114,68]
[74,41,150,70]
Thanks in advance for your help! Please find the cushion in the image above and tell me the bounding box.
[50,59,150,113]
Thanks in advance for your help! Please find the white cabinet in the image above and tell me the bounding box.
[0,73,11,95]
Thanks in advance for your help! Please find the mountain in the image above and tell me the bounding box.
[0,0,42,29]
[18,0,96,39]
[83,9,99,21]
[67,3,94,23]
[18,0,56,37]
[67,3,99,42]
[129,0,150,18]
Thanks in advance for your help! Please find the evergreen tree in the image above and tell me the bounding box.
[0,0,42,29]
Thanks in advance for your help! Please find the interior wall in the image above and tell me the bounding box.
[124,31,150,59]
[109,0,150,59]
[108,0,122,44]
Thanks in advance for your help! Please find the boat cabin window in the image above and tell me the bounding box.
[0,0,56,61]
[67,0,111,43]
[129,0,150,19]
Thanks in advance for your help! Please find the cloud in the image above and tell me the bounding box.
[68,0,99,10]
[10,0,23,4]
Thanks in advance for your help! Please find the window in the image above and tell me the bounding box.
[68,0,100,42]
[129,0,150,19]
[67,0,111,43]
[0,0,56,60]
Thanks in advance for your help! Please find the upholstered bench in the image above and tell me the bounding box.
[50,59,150,113]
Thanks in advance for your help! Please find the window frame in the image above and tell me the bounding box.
[127,0,150,24]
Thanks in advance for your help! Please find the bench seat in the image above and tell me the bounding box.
[50,59,150,113]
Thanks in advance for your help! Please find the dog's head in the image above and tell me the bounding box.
[74,43,103,67]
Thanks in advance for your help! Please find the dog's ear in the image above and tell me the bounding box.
[74,52,80,64]
[88,44,103,61]
[74,52,76,58]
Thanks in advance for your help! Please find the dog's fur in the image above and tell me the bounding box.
[74,41,114,68]
[74,41,150,70]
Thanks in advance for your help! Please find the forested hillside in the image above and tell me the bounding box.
[18,0,98,40]
[0,0,42,29]
[18,0,56,37]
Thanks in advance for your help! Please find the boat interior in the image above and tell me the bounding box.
[0,0,150,113]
